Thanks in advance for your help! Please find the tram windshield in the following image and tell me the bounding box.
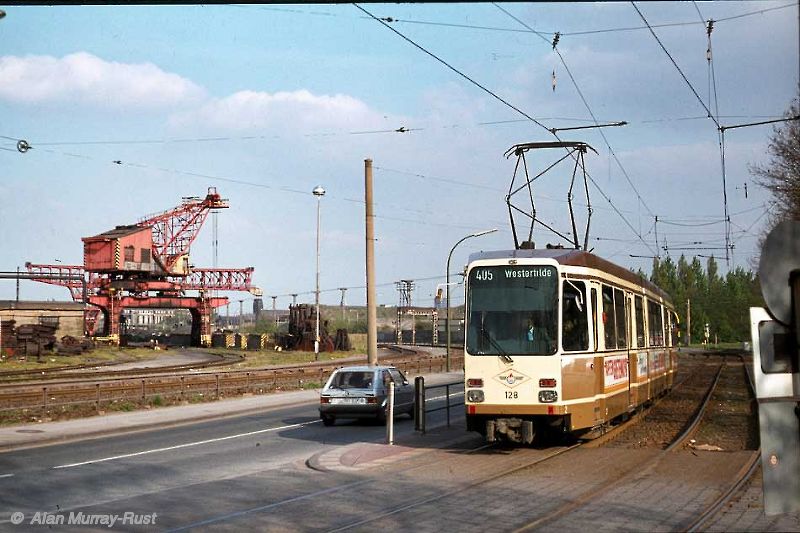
[466,265,558,356]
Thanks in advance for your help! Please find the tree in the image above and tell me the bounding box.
[750,93,800,231]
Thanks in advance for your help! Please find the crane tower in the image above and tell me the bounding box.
[26,187,260,346]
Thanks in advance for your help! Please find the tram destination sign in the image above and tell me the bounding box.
[470,265,555,286]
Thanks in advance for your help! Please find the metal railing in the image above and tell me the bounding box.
[414,376,464,435]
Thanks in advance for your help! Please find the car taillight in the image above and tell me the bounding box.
[320,397,330,404]
[539,378,557,388]
[467,378,484,387]
[366,397,377,404]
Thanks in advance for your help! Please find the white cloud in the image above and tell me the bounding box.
[169,89,385,132]
[0,52,204,108]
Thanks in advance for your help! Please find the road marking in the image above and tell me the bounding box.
[0,474,13,479]
[52,420,321,469]
[427,391,464,402]
[166,479,371,532]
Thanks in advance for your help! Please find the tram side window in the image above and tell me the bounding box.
[667,311,678,347]
[634,296,645,348]
[614,288,627,349]
[647,300,664,346]
[562,280,589,352]
[672,312,680,346]
[666,313,672,347]
[602,286,615,350]
[591,288,598,350]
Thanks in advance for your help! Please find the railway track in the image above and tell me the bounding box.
[0,344,437,383]
[0,351,245,383]
[683,351,760,532]
[277,356,753,532]
[0,347,463,414]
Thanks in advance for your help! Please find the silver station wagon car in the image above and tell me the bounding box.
[319,365,415,426]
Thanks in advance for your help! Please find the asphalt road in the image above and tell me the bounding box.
[0,386,467,532]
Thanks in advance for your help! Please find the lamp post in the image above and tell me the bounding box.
[313,185,326,359]
[446,228,497,372]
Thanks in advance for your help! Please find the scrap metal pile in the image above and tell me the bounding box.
[277,304,350,352]
[0,321,93,358]
[58,335,95,355]
[0,320,16,355]
[12,324,57,357]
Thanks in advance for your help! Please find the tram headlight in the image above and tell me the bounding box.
[466,389,485,403]
[538,390,558,403]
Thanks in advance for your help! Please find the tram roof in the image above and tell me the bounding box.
[467,248,672,304]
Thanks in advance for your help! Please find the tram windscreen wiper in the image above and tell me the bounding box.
[480,327,514,363]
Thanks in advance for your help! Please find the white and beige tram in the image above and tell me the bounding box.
[463,248,678,444]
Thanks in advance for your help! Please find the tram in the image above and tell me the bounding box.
[463,247,678,444]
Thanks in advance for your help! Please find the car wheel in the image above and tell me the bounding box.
[321,415,335,427]
[377,408,387,425]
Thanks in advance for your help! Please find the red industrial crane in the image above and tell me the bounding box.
[27,188,260,346]
[137,189,228,276]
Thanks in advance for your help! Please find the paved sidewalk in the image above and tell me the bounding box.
[0,370,463,451]
[307,422,479,473]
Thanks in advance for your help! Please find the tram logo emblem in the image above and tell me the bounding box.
[495,370,529,388]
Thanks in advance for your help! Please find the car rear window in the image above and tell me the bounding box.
[329,371,374,389]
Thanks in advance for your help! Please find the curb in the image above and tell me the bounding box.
[305,426,478,473]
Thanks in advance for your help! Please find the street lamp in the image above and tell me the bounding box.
[313,185,326,359]
[446,228,497,372]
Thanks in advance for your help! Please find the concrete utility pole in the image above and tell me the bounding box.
[239,299,244,331]
[365,159,378,366]
[271,296,278,328]
[686,298,692,346]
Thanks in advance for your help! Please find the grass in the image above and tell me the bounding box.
[0,347,169,372]
[684,342,748,351]
[216,349,367,370]
[0,332,370,374]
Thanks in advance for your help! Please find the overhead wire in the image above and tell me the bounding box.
[374,165,642,216]
[494,3,655,217]
[227,2,797,39]
[9,117,606,148]
[352,3,551,132]
[0,136,503,234]
[491,3,658,254]
[356,3,659,253]
[271,273,450,299]
[631,2,720,129]
[633,1,734,263]
[5,111,788,149]
[694,2,732,264]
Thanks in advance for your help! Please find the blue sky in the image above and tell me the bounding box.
[0,2,797,312]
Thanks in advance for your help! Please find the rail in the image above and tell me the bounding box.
[682,350,760,531]
[0,353,464,415]
[413,376,464,435]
